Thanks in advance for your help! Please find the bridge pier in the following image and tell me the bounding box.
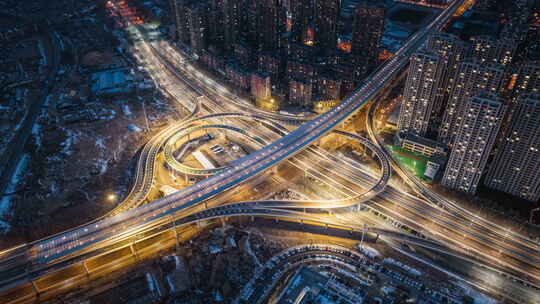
[82,261,91,279]
[31,280,40,295]
[173,221,180,250]
[129,244,139,262]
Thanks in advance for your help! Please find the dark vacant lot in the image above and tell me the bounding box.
[389,8,432,26]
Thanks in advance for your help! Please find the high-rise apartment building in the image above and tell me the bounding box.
[187,4,208,54]
[438,59,506,145]
[484,93,540,201]
[469,36,516,66]
[441,92,507,194]
[223,0,241,51]
[259,0,285,51]
[398,50,445,136]
[206,0,225,46]
[425,33,469,114]
[474,0,495,11]
[287,60,318,82]
[289,78,313,107]
[351,0,386,78]
[172,0,191,45]
[314,0,341,50]
[251,72,272,101]
[317,75,341,100]
[509,61,540,98]
[289,0,315,42]
[258,52,282,81]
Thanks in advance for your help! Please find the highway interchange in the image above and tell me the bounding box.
[2,0,540,303]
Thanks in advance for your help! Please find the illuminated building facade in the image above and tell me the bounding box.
[485,93,540,201]
[351,0,386,78]
[425,33,469,115]
[172,0,191,45]
[314,0,341,50]
[317,75,341,101]
[251,72,272,101]
[438,59,506,145]
[398,50,445,136]
[469,36,516,66]
[442,92,506,194]
[289,78,313,107]
[187,4,208,54]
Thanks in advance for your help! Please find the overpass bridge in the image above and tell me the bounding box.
[0,0,478,300]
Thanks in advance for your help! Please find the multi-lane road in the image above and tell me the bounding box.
[3,0,540,303]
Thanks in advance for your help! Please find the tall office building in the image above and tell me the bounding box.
[425,33,469,115]
[351,0,386,78]
[398,50,445,136]
[469,36,516,66]
[441,92,507,194]
[484,93,540,201]
[314,0,341,50]
[438,59,506,145]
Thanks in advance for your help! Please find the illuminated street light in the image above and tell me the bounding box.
[107,194,117,202]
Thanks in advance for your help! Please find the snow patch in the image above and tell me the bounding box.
[95,159,108,174]
[357,245,380,259]
[32,123,42,147]
[60,129,81,156]
[0,221,10,235]
[0,154,30,221]
[455,281,497,304]
[383,258,422,277]
[95,138,106,150]
[122,104,132,116]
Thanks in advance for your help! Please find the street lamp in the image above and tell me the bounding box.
[107,193,117,202]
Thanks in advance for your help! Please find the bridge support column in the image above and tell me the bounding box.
[130,244,139,262]
[31,280,40,295]
[173,221,180,250]
[82,261,91,279]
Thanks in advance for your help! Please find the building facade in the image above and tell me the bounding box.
[441,92,507,194]
[251,72,272,101]
[469,36,516,66]
[425,33,469,116]
[438,59,506,146]
[289,78,313,107]
[398,50,445,136]
[314,0,341,50]
[351,0,386,78]
[484,93,540,201]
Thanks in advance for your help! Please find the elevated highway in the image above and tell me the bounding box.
[7,1,534,301]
